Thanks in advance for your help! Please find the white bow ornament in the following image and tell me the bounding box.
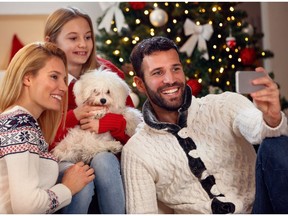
[180,19,213,60]
[98,2,126,33]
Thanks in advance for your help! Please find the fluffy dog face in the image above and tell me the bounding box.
[85,85,114,107]
[73,67,131,113]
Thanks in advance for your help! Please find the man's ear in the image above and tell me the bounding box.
[133,76,146,94]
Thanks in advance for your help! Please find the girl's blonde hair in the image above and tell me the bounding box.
[0,42,68,144]
[44,6,100,75]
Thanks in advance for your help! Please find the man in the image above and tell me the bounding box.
[121,36,288,213]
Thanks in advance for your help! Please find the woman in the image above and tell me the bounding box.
[0,41,94,213]
[44,6,132,213]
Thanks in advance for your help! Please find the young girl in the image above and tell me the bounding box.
[44,6,133,213]
[0,42,95,213]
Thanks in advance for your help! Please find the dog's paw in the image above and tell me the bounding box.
[92,108,107,119]
[108,142,123,154]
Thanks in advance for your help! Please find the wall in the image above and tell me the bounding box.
[261,3,288,99]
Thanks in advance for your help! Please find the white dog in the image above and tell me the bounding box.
[52,67,142,163]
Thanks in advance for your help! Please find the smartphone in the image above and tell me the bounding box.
[235,71,266,94]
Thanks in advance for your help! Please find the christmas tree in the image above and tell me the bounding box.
[96,2,285,108]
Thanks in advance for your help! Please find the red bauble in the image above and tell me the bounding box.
[226,36,236,49]
[240,47,256,66]
[187,79,202,96]
[129,2,146,10]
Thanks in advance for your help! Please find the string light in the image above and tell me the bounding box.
[135,19,141,24]
[122,37,129,42]
[261,52,266,56]
[134,36,140,41]
[230,6,234,12]
[176,37,181,42]
[129,71,134,76]
[144,10,149,15]
[113,50,120,55]
[105,39,112,45]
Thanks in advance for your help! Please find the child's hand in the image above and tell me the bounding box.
[73,104,107,121]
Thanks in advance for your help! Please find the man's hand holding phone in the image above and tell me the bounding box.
[235,67,281,128]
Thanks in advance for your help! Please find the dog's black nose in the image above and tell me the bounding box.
[100,98,106,104]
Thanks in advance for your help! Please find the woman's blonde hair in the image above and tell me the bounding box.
[44,6,100,75]
[0,42,68,144]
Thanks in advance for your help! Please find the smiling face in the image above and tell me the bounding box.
[22,57,67,118]
[54,17,93,78]
[135,49,186,112]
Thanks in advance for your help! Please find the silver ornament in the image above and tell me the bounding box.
[149,8,168,27]
[242,24,254,36]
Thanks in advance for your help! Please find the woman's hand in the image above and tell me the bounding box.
[61,161,95,195]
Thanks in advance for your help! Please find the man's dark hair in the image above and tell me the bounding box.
[129,36,180,79]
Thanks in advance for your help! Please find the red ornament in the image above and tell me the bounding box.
[240,47,256,66]
[129,2,146,10]
[187,79,202,96]
[226,36,236,49]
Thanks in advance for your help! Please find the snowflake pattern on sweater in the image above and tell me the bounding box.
[0,108,59,213]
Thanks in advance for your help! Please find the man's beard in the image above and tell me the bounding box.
[145,82,185,111]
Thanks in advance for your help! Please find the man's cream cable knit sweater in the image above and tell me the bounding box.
[121,88,288,214]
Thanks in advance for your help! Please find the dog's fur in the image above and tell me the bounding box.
[52,67,142,163]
